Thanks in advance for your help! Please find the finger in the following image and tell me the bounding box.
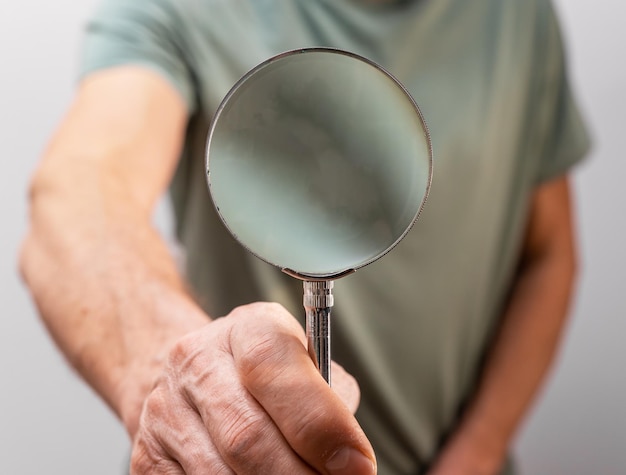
[171,320,318,474]
[130,455,185,475]
[152,387,235,475]
[130,429,186,475]
[331,360,361,415]
[229,303,376,475]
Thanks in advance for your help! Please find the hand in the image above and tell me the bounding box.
[128,302,376,474]
[427,431,505,475]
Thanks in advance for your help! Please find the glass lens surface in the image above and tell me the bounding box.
[208,49,431,278]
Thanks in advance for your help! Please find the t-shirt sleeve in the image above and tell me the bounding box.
[533,2,591,184]
[80,0,196,112]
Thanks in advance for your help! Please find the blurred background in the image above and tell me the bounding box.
[1,0,624,473]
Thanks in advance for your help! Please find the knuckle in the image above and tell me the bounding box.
[237,335,278,380]
[130,434,163,474]
[166,333,215,384]
[129,450,150,475]
[257,301,288,315]
[220,411,268,464]
[167,335,196,369]
[290,403,333,446]
[232,301,288,322]
[236,332,306,391]
[143,388,168,418]
[234,302,287,314]
[131,457,181,475]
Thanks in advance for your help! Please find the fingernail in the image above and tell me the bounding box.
[326,447,376,475]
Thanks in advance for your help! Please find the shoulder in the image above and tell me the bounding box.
[86,0,253,37]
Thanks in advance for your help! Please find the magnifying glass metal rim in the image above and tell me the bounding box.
[206,46,433,282]
[206,47,433,384]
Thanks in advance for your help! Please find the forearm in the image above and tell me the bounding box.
[20,162,378,475]
[18,70,378,475]
[431,177,578,474]
[452,250,576,466]
[20,160,208,435]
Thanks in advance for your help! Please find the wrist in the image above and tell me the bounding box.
[429,415,509,475]
[115,303,210,437]
[464,415,509,459]
[116,352,169,437]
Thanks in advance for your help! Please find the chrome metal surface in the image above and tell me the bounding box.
[303,280,334,384]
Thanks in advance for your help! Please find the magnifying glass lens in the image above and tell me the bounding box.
[207,48,432,384]
[208,49,431,279]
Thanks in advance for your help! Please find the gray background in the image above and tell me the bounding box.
[1,0,624,473]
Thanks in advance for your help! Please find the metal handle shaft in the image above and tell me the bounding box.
[303,280,334,385]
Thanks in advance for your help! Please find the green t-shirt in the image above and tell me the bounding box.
[81,1,590,473]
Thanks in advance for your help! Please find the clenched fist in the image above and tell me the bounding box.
[129,302,376,474]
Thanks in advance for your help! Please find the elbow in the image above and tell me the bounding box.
[18,167,49,289]
[18,151,71,290]
[18,232,32,288]
[18,229,41,300]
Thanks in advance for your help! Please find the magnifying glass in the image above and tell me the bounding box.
[206,48,432,385]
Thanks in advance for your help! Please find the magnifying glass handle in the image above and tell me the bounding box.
[303,280,334,385]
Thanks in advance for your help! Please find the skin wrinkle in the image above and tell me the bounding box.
[167,320,316,473]
[20,66,391,474]
[19,0,582,467]
[222,304,371,470]
[131,419,171,473]
[231,308,307,386]
[243,345,366,470]
[225,306,363,472]
[141,362,231,473]
[239,334,307,391]
[173,413,233,474]
[219,406,272,463]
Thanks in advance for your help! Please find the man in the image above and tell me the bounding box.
[20,0,589,473]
